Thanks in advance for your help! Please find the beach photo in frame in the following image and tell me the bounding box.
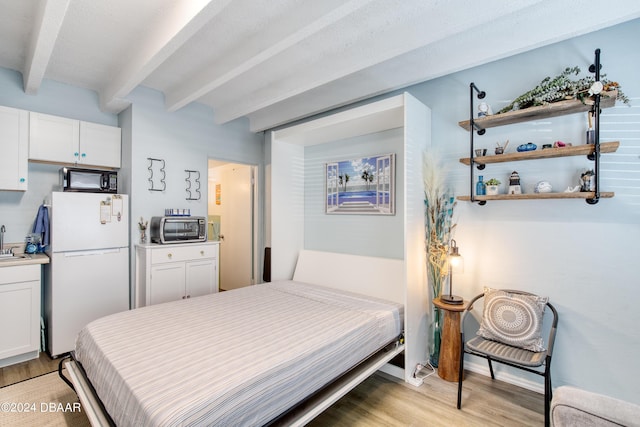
[325,153,395,215]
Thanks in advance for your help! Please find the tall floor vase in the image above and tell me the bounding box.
[429,305,442,367]
[428,262,444,367]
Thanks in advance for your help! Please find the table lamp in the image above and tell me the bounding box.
[441,239,464,305]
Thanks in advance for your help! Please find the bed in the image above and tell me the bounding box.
[62,250,406,426]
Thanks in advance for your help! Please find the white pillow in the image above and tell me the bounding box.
[477,288,548,352]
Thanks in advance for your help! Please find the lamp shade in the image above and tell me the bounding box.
[441,239,464,305]
[449,248,464,273]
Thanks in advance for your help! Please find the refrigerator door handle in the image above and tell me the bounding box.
[62,248,122,257]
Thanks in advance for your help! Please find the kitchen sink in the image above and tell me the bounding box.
[0,253,32,261]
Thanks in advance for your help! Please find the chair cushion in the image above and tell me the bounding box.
[477,288,548,352]
[466,336,546,367]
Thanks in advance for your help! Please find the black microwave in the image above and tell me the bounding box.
[61,167,118,193]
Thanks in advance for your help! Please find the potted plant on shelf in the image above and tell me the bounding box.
[485,178,501,195]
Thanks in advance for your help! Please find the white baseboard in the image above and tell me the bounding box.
[464,360,544,394]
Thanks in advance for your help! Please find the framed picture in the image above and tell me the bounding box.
[325,153,395,215]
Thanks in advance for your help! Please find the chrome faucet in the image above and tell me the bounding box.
[0,225,5,254]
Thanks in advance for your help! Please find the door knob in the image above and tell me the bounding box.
[219,234,225,241]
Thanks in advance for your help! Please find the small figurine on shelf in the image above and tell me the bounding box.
[580,169,595,192]
[534,181,553,193]
[478,102,493,117]
[138,217,148,244]
[508,171,522,195]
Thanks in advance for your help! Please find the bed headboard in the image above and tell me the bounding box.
[292,250,404,304]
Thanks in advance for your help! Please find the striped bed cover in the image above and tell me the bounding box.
[75,280,403,426]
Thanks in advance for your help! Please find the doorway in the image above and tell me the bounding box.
[208,160,258,291]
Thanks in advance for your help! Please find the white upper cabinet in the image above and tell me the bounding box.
[79,121,122,168]
[29,112,121,169]
[0,106,29,191]
[29,112,80,164]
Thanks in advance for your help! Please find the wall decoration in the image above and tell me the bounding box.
[325,153,395,215]
[147,158,166,192]
[185,170,201,200]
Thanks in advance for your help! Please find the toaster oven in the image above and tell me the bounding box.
[150,216,206,244]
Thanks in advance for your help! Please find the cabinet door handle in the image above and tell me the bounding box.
[81,153,86,158]
[167,253,172,259]
[182,295,185,299]
[200,250,204,256]
[186,295,191,299]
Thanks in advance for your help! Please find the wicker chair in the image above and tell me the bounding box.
[457,289,558,427]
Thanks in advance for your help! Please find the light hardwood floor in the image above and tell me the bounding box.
[311,369,544,426]
[2,353,545,426]
[0,352,61,387]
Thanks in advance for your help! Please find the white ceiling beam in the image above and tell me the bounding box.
[211,0,545,125]
[23,0,71,95]
[164,0,375,113]
[99,0,232,113]
[246,3,640,132]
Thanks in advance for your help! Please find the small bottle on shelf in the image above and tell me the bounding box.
[476,175,486,196]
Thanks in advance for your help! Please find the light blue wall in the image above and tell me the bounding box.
[401,20,639,402]
[122,86,263,241]
[120,86,264,303]
[0,68,117,125]
[293,18,639,403]
[304,128,404,259]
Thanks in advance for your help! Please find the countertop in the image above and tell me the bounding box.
[135,240,220,249]
[0,251,49,267]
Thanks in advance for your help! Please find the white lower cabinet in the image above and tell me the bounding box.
[0,265,40,367]
[136,242,219,307]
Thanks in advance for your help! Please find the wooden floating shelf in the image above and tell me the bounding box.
[459,141,620,166]
[458,91,618,132]
[457,192,614,202]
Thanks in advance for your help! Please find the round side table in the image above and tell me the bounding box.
[433,296,468,382]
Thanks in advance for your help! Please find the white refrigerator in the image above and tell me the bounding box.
[45,192,129,357]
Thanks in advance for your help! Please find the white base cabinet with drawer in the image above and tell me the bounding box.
[135,242,219,308]
[0,265,41,367]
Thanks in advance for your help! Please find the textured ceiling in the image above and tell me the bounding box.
[1,0,639,132]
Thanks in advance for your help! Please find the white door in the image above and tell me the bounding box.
[218,164,254,290]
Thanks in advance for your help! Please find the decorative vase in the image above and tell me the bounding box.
[139,229,147,244]
[427,261,446,367]
[429,304,442,367]
[476,175,486,196]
